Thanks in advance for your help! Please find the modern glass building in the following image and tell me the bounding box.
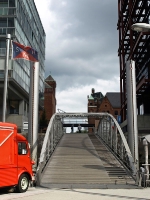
[0,0,46,132]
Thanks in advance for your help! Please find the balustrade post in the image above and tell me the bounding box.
[48,134,50,157]
[105,119,107,142]
[99,120,102,137]
[54,122,56,148]
[98,122,101,136]
[57,121,59,140]
[114,125,118,153]
[57,122,58,140]
[110,119,113,148]
[106,120,109,144]
[104,120,106,141]
[101,119,104,139]
[51,125,54,152]
[100,120,102,137]
[120,138,124,160]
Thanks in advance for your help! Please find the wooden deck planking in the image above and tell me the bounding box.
[40,134,112,185]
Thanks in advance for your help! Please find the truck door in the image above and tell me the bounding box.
[18,142,32,174]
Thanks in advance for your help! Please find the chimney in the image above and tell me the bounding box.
[92,88,95,94]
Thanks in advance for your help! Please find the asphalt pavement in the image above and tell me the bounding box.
[1,186,150,200]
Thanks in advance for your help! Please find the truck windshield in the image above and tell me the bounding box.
[18,142,28,155]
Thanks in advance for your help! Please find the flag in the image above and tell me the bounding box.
[12,41,38,62]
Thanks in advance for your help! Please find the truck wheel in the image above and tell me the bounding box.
[16,174,29,193]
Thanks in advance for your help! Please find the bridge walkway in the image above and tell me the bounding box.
[39,133,136,189]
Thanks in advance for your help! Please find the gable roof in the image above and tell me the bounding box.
[45,75,55,82]
[106,92,121,108]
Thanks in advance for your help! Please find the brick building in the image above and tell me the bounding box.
[44,75,56,120]
[40,75,56,129]
[87,88,121,132]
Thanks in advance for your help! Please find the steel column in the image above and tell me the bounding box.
[126,60,139,169]
[32,62,39,171]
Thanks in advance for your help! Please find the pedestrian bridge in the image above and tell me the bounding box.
[36,113,139,188]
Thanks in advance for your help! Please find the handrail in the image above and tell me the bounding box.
[36,113,64,183]
[95,113,137,179]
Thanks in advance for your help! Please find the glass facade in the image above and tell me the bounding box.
[0,0,46,93]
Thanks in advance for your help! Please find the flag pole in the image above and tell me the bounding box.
[32,61,39,171]
[28,62,34,150]
[2,34,11,122]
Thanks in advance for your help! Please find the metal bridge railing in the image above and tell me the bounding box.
[36,112,138,184]
[36,114,64,182]
[95,113,138,181]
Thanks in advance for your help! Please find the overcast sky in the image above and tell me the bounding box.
[35,0,119,113]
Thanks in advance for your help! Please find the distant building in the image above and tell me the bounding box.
[44,75,56,121]
[87,88,121,132]
[39,75,56,130]
[99,92,121,117]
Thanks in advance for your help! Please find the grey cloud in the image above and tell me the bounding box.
[35,0,120,113]
[50,0,118,38]
[44,0,119,91]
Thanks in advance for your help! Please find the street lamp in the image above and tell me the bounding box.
[131,23,150,32]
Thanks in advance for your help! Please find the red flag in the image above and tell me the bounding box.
[12,41,38,62]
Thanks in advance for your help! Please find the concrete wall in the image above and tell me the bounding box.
[6,114,28,132]
[137,115,150,130]
[120,115,150,136]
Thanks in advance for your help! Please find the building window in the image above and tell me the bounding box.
[0,70,4,78]
[0,1,8,8]
[8,18,14,27]
[9,0,15,7]
[114,110,118,115]
[9,100,19,114]
[0,39,6,48]
[0,18,7,27]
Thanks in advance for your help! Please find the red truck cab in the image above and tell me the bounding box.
[0,122,34,192]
